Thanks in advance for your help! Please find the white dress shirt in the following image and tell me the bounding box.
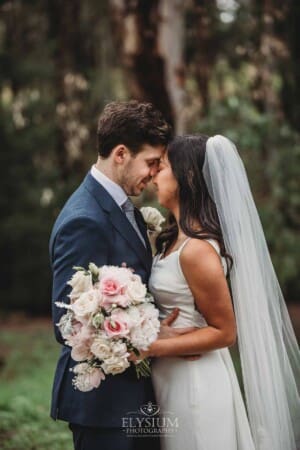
[90,165,127,208]
[91,165,146,246]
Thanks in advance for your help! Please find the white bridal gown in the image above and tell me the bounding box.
[149,238,256,450]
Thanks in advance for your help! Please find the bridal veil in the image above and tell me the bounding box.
[203,135,300,450]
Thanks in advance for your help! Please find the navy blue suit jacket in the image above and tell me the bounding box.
[49,173,156,427]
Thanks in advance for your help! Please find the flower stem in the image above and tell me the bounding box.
[135,359,151,379]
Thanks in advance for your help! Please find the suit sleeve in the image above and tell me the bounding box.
[51,216,109,344]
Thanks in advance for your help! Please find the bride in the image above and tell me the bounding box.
[137,135,300,450]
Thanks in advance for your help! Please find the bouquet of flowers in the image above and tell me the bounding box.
[55,263,160,392]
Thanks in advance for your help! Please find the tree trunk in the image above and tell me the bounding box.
[275,0,300,132]
[157,0,187,133]
[109,0,181,129]
[186,0,218,115]
[47,0,88,180]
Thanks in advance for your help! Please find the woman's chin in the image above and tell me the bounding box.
[156,197,167,209]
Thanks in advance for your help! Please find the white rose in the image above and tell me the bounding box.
[88,263,100,279]
[140,206,165,233]
[71,343,91,362]
[112,341,129,358]
[99,265,133,285]
[72,365,105,392]
[130,323,158,350]
[126,277,147,304]
[127,306,142,327]
[73,362,90,374]
[71,290,99,318]
[68,271,93,300]
[90,336,112,360]
[101,355,130,375]
[129,327,146,350]
[138,302,159,319]
[130,304,160,350]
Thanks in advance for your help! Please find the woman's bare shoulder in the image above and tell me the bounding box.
[180,238,224,279]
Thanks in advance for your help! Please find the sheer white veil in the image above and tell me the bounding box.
[203,135,300,450]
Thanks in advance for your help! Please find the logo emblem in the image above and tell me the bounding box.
[140,401,160,416]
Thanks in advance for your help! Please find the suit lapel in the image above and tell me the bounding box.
[83,173,152,272]
[109,206,152,270]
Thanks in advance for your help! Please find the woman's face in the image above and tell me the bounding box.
[152,153,178,209]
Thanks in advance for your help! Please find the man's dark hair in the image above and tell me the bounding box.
[97,100,173,158]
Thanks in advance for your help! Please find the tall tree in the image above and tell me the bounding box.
[274,0,300,133]
[109,0,176,128]
[186,0,219,115]
[0,0,123,314]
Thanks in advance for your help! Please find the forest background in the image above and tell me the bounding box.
[0,1,300,448]
[1,0,299,314]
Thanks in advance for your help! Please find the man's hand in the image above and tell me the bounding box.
[181,354,202,361]
[128,309,202,362]
[159,308,202,360]
[159,308,198,338]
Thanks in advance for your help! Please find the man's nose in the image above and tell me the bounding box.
[150,165,158,177]
[151,176,157,186]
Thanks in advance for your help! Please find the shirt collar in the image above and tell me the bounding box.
[90,165,127,208]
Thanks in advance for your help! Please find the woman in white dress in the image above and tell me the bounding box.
[137,135,300,450]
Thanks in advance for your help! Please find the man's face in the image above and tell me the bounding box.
[119,144,165,196]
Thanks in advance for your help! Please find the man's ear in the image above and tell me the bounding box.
[112,145,130,165]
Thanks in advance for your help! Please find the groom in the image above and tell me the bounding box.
[49,101,173,450]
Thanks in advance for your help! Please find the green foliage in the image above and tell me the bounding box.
[0,1,299,314]
[194,61,300,299]
[0,1,126,314]
[0,319,246,448]
[0,322,72,450]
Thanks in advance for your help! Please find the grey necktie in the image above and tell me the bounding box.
[122,198,146,247]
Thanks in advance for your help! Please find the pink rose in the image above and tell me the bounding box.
[99,277,124,296]
[101,293,131,310]
[103,312,130,338]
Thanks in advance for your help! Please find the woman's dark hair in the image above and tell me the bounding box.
[156,134,233,271]
[97,101,173,157]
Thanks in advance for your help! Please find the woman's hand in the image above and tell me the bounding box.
[128,349,150,363]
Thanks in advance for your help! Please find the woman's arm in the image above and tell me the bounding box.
[147,239,237,357]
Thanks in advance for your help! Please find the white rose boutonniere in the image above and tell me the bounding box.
[140,206,165,252]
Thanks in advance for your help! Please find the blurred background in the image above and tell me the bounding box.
[0,1,299,449]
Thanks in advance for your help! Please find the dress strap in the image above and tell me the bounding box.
[177,237,192,254]
[205,239,228,275]
[177,237,227,274]
[178,237,220,254]
[205,238,220,254]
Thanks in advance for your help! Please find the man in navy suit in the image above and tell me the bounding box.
[49,101,173,449]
